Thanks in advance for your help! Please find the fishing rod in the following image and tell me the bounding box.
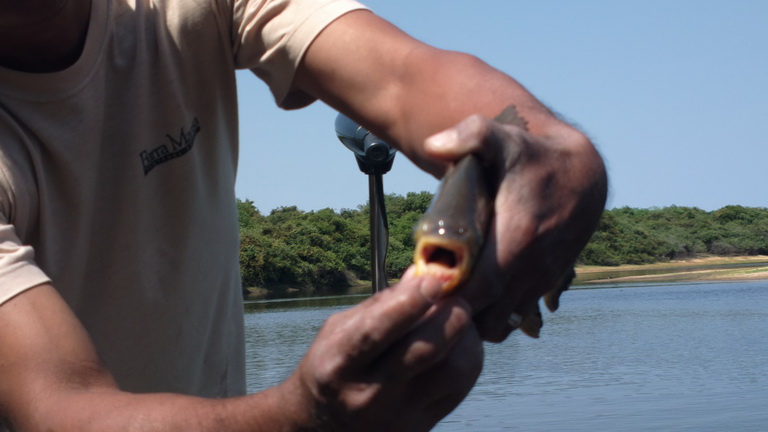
[335,113,396,294]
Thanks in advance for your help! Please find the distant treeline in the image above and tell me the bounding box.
[238,196,768,291]
[581,205,768,266]
[238,192,433,291]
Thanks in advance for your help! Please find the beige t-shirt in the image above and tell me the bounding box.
[0,0,365,398]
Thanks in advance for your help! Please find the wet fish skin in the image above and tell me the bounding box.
[412,154,492,293]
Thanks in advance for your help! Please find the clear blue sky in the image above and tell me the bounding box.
[234,0,767,213]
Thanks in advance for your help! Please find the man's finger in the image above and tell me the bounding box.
[410,322,483,424]
[423,115,491,160]
[315,271,444,368]
[371,296,473,381]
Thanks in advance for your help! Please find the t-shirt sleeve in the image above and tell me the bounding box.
[229,0,369,109]
[0,215,51,306]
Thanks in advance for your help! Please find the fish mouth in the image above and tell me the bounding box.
[413,236,471,293]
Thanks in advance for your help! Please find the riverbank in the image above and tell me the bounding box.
[246,255,768,298]
[575,255,768,285]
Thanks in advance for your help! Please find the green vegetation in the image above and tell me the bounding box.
[237,192,433,292]
[581,205,768,266]
[238,197,768,292]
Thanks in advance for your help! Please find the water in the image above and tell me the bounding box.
[244,281,768,431]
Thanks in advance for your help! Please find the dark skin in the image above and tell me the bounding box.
[0,1,606,430]
[295,12,607,341]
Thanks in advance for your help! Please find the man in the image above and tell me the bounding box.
[0,0,606,430]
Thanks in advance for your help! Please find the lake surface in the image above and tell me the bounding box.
[243,281,768,431]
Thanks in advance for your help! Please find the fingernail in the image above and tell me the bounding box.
[401,265,417,279]
[425,128,459,152]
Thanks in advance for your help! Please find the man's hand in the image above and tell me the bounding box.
[424,112,607,342]
[280,268,483,431]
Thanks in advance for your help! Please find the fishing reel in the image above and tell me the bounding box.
[335,113,396,175]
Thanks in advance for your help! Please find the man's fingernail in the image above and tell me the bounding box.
[425,128,459,152]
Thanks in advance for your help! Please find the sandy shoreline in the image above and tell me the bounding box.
[575,255,768,285]
[247,256,768,297]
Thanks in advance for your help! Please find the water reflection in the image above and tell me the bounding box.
[243,294,367,313]
[244,281,768,431]
[244,284,374,302]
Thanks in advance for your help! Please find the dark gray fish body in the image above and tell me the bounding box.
[413,155,492,292]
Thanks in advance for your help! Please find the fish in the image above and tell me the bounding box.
[412,106,575,337]
[412,153,493,293]
[412,105,526,293]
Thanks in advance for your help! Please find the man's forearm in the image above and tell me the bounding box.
[15,383,306,432]
[296,10,584,176]
[0,285,311,432]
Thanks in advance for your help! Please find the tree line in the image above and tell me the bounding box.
[238,196,768,291]
[580,205,768,266]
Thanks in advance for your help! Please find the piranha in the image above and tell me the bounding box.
[412,106,575,338]
[412,154,492,293]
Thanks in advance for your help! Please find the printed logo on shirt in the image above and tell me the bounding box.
[140,118,201,175]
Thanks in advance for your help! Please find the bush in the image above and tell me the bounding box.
[239,198,768,290]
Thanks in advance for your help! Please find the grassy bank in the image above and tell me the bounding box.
[246,255,768,298]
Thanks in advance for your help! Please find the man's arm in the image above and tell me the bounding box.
[0,277,480,431]
[294,10,576,174]
[295,10,608,341]
[0,284,294,431]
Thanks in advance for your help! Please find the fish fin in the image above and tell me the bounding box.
[519,304,543,339]
[544,267,576,312]
[495,105,529,131]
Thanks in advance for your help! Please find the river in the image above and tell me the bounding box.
[243,281,768,431]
